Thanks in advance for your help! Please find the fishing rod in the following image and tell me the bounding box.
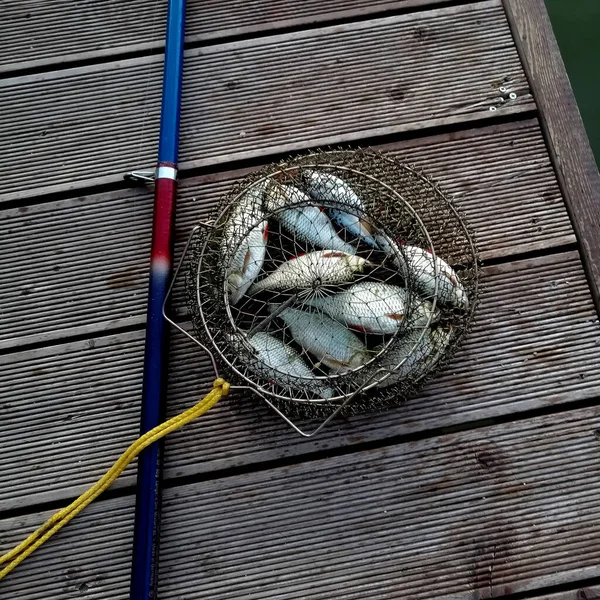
[130,0,187,598]
[0,0,193,589]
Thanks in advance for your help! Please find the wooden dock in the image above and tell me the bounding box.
[2,0,600,597]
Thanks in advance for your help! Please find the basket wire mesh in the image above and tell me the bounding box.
[164,149,479,436]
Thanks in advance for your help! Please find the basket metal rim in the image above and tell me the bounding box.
[193,160,443,404]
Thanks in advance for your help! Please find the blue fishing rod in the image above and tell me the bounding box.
[130,1,187,598]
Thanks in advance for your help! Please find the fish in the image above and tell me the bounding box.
[302,170,379,248]
[245,331,334,398]
[226,223,268,305]
[304,281,434,335]
[372,330,434,388]
[270,305,370,373]
[372,325,453,388]
[264,182,355,254]
[248,250,371,295]
[375,235,469,310]
[222,181,269,304]
[426,326,454,374]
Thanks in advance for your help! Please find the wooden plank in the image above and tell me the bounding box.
[0,2,534,203]
[160,407,600,599]
[503,0,600,313]
[3,407,600,598]
[0,0,457,75]
[0,496,134,599]
[2,252,600,512]
[158,407,600,599]
[0,120,573,350]
[0,332,144,510]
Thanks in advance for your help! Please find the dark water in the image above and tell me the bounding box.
[545,0,600,166]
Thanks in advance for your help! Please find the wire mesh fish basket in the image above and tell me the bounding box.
[166,148,479,434]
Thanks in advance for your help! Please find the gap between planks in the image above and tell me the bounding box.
[2,406,600,598]
[0,0,492,76]
[0,119,574,351]
[1,250,599,513]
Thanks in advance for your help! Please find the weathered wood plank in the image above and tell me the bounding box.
[0,2,533,203]
[504,0,600,314]
[158,408,600,599]
[1,0,456,74]
[0,496,134,598]
[0,333,143,510]
[0,121,573,349]
[2,252,599,512]
[3,407,600,598]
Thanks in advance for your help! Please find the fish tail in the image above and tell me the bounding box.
[360,230,380,249]
[322,356,351,371]
[356,219,379,248]
[230,292,242,305]
[458,291,469,310]
[364,237,379,249]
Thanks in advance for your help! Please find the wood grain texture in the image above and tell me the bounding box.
[158,408,600,599]
[0,2,533,203]
[0,496,134,598]
[3,407,600,598]
[503,0,600,314]
[0,121,573,350]
[2,252,600,512]
[0,0,456,74]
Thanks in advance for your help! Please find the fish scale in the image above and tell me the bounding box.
[302,169,379,248]
[305,281,433,335]
[375,235,469,310]
[265,182,355,254]
[249,250,370,295]
[246,331,334,399]
[271,306,370,373]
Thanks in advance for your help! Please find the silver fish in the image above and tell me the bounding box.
[374,330,434,388]
[249,250,371,295]
[265,182,355,254]
[246,331,334,398]
[302,170,378,248]
[375,235,469,310]
[270,305,370,373]
[424,326,454,375]
[373,325,453,388]
[223,182,269,304]
[305,282,433,335]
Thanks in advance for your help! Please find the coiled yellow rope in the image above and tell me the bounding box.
[0,378,230,582]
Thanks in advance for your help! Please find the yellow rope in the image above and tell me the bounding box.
[0,378,230,582]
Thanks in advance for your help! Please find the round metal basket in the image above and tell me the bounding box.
[166,148,479,435]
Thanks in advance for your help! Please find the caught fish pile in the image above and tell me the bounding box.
[217,168,470,401]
